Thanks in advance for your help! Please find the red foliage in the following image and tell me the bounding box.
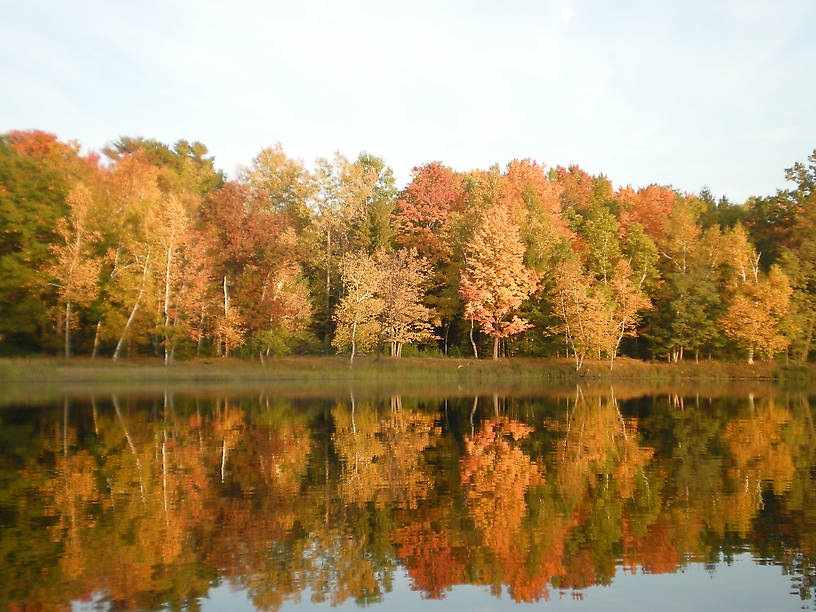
[8,130,80,158]
[392,520,467,599]
[618,185,677,238]
[394,161,464,263]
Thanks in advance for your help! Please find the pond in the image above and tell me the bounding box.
[1,385,815,610]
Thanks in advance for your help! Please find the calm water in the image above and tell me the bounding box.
[2,387,816,610]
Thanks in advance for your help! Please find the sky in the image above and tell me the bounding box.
[1,0,814,202]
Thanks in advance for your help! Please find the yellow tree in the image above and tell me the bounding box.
[607,259,652,369]
[721,265,792,363]
[242,142,316,228]
[48,182,103,358]
[107,155,163,361]
[720,226,792,363]
[377,249,436,357]
[553,257,650,370]
[552,257,611,370]
[460,205,538,359]
[333,251,384,366]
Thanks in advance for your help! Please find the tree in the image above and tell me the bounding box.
[377,249,436,357]
[354,153,397,253]
[460,205,538,359]
[200,182,309,358]
[47,183,103,358]
[242,143,315,229]
[776,149,816,360]
[0,131,97,353]
[333,251,384,366]
[394,162,464,263]
[310,153,379,344]
[721,264,792,363]
[106,154,163,361]
[552,257,611,370]
[552,258,650,369]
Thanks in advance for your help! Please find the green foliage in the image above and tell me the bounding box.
[0,137,70,351]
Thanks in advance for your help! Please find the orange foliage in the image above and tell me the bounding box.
[392,520,466,599]
[618,185,677,239]
[621,519,680,575]
[502,159,563,217]
[394,162,464,263]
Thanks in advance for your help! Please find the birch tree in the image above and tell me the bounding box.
[47,183,102,358]
[333,251,383,366]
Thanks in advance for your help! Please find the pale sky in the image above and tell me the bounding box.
[1,0,814,202]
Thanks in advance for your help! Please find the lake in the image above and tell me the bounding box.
[1,384,815,610]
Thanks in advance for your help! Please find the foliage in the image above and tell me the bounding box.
[0,130,808,364]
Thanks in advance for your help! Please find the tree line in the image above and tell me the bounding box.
[1,129,814,365]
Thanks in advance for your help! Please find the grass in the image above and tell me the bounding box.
[1,355,812,406]
[1,354,814,384]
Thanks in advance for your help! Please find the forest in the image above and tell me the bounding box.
[1,130,814,367]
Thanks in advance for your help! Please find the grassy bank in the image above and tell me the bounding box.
[1,355,814,385]
[1,356,814,406]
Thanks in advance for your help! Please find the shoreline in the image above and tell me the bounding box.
[1,355,813,384]
[1,356,812,405]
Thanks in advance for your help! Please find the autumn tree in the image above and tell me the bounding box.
[200,182,310,358]
[309,153,380,343]
[395,162,466,352]
[775,149,816,360]
[552,257,650,369]
[394,161,464,263]
[105,154,163,361]
[460,205,538,359]
[721,264,792,363]
[552,256,611,370]
[47,183,103,358]
[242,142,315,229]
[333,251,384,366]
[0,131,98,353]
[377,249,436,357]
[718,226,792,363]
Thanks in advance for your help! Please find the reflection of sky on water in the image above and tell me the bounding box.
[188,557,802,612]
[176,556,802,611]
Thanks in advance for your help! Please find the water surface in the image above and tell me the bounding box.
[2,386,815,610]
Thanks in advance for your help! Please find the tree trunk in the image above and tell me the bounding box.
[801,312,815,362]
[196,304,205,357]
[64,301,71,360]
[469,318,479,359]
[492,336,499,360]
[350,319,357,367]
[91,320,101,359]
[113,395,146,504]
[747,346,754,365]
[163,243,174,366]
[113,247,151,362]
[222,275,229,358]
[325,228,332,344]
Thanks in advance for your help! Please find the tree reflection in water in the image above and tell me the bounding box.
[1,387,815,610]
